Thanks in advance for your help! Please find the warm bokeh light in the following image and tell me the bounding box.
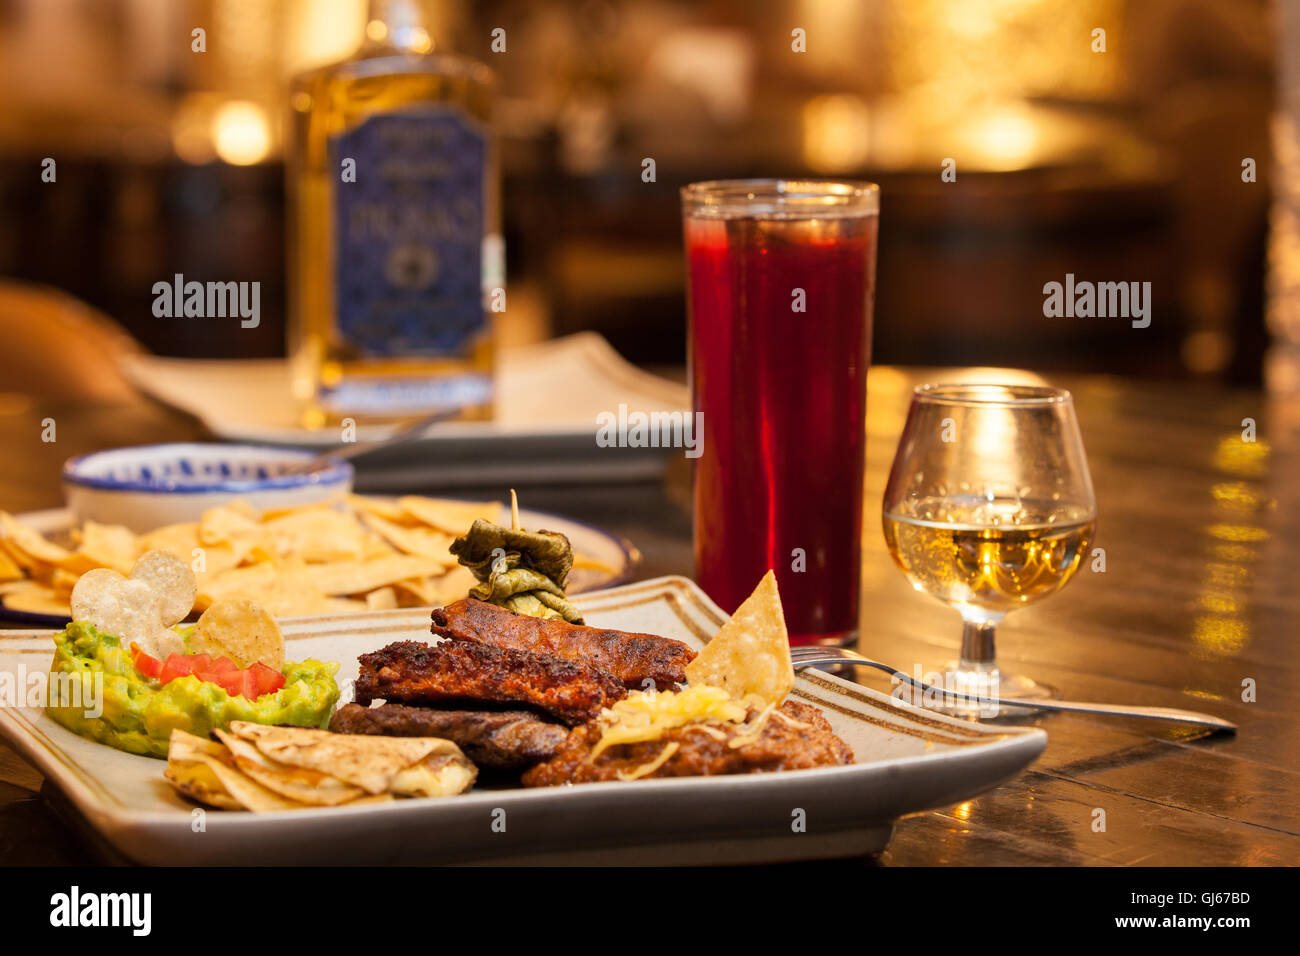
[1192,615,1249,655]
[961,103,1040,171]
[171,94,218,165]
[1210,482,1274,513]
[1213,435,1271,477]
[211,100,272,166]
[802,94,872,172]
[286,0,367,71]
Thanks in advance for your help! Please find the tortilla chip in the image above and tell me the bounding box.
[49,568,79,595]
[0,537,41,575]
[199,505,268,558]
[189,542,241,587]
[51,552,103,576]
[398,496,503,534]
[346,494,407,522]
[188,597,284,669]
[1,581,70,616]
[203,568,362,616]
[0,546,22,581]
[69,567,186,659]
[195,562,279,608]
[263,509,367,563]
[259,500,337,522]
[0,511,71,565]
[390,576,436,605]
[130,550,196,625]
[359,512,457,564]
[135,522,201,562]
[73,521,139,574]
[684,570,794,709]
[298,555,451,597]
[425,566,478,606]
[361,533,400,560]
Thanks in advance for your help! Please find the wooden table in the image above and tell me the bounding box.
[1,369,1296,865]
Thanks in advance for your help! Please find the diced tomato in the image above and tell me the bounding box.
[158,652,211,684]
[133,644,283,699]
[248,662,286,697]
[195,669,241,696]
[206,656,240,674]
[130,643,164,680]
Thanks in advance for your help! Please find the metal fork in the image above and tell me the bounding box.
[789,645,1237,733]
[280,408,459,476]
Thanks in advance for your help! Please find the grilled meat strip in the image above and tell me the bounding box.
[431,598,697,690]
[330,702,568,770]
[521,700,853,786]
[354,640,626,726]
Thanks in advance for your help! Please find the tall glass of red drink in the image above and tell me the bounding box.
[681,180,879,645]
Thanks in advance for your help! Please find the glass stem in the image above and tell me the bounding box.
[958,615,1000,671]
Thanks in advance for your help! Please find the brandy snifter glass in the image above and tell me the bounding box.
[881,384,1097,711]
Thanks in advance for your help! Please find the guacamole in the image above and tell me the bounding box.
[47,622,340,759]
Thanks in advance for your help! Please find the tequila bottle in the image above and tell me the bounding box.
[287,0,497,426]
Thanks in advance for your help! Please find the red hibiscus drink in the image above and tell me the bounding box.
[682,180,879,645]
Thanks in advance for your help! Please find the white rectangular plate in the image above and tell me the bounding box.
[0,577,1045,865]
[118,333,689,486]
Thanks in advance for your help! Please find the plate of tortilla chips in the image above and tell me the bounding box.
[0,496,636,626]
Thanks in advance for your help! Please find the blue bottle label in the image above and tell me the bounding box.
[332,108,485,358]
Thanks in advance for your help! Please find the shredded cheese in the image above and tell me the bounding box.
[593,686,747,759]
[728,702,776,749]
[771,709,812,730]
[616,742,681,781]
[692,724,730,742]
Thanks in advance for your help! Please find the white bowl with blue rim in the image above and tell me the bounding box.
[63,444,353,533]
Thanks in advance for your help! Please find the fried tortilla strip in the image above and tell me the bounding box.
[398,496,502,534]
[70,521,139,574]
[299,555,451,596]
[0,511,71,565]
[1,581,70,616]
[262,508,367,563]
[0,546,22,581]
[522,700,854,786]
[422,566,477,606]
[330,702,569,770]
[431,598,696,690]
[358,512,458,564]
[354,640,626,726]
